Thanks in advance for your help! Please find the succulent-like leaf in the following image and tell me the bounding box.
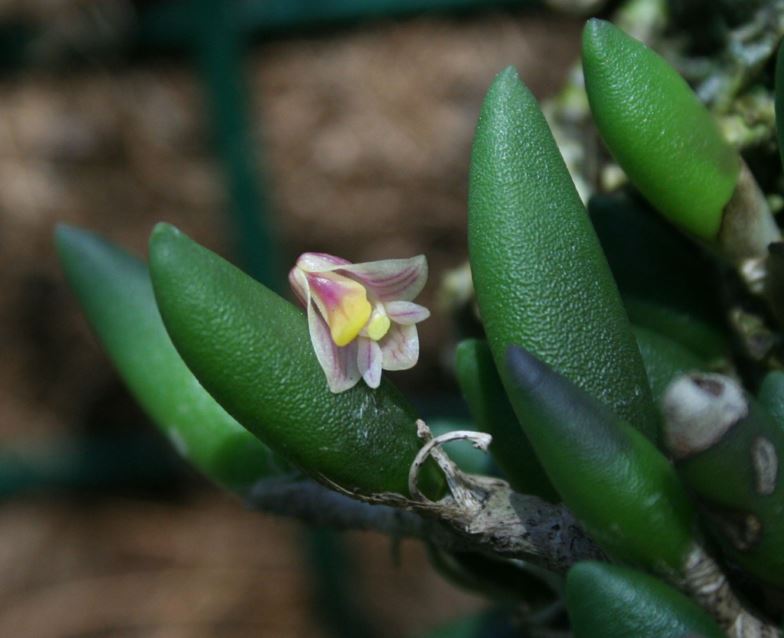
[55,225,279,494]
[455,339,557,501]
[504,346,696,572]
[468,66,656,439]
[589,193,728,361]
[582,19,740,241]
[148,223,442,497]
[567,562,725,638]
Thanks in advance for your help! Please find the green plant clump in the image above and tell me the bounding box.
[57,15,784,638]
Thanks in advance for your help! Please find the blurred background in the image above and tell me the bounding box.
[0,0,699,635]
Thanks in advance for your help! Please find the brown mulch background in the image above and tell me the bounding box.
[0,494,488,637]
[0,8,580,637]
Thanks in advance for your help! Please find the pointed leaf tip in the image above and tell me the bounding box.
[583,17,609,39]
[469,56,657,435]
[149,222,182,252]
[497,65,520,81]
[152,221,177,237]
[54,222,75,244]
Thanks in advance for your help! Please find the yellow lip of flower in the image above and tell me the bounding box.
[305,272,372,347]
[365,306,391,341]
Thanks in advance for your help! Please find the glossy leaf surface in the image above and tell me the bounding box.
[567,561,725,638]
[504,346,695,571]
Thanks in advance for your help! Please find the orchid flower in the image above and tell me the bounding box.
[289,252,430,393]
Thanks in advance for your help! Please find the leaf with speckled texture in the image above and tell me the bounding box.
[468,66,657,440]
[582,19,739,240]
[148,223,442,498]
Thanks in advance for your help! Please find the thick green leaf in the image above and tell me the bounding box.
[626,300,727,364]
[148,223,441,497]
[455,339,557,501]
[589,193,728,361]
[567,562,725,638]
[468,66,656,440]
[504,346,696,572]
[582,19,739,240]
[55,224,277,494]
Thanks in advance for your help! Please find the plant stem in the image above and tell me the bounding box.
[245,475,606,573]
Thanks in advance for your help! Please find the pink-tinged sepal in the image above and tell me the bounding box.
[296,252,352,273]
[380,323,420,371]
[338,256,428,302]
[357,338,383,388]
[384,301,430,325]
[289,266,309,306]
[307,298,360,393]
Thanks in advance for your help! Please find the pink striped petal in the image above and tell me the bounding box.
[384,301,430,325]
[306,299,361,393]
[296,252,352,273]
[357,338,383,389]
[379,323,419,371]
[338,256,427,302]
